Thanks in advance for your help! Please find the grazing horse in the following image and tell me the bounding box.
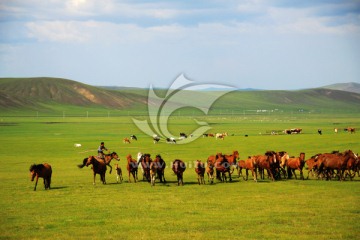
[195,160,206,185]
[130,135,137,140]
[254,151,277,181]
[115,163,123,183]
[286,152,306,180]
[123,138,131,144]
[29,163,52,191]
[154,154,166,183]
[101,152,120,174]
[126,154,138,183]
[206,158,215,184]
[140,153,152,182]
[78,156,107,185]
[172,159,186,186]
[224,150,239,174]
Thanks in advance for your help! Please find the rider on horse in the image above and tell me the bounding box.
[97,142,108,160]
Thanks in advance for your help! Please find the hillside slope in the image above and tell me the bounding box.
[321,82,360,94]
[1,77,359,114]
[0,77,147,109]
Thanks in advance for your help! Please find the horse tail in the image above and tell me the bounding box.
[77,158,88,168]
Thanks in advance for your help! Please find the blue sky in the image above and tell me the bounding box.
[0,0,359,90]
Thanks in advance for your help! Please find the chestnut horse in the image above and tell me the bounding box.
[29,163,52,191]
[195,160,206,185]
[286,152,306,180]
[224,150,239,174]
[99,152,120,174]
[214,153,232,182]
[154,154,166,183]
[254,151,277,181]
[78,156,107,185]
[206,158,215,184]
[149,161,157,186]
[305,154,321,179]
[241,157,258,182]
[126,154,138,183]
[318,150,357,181]
[172,159,186,186]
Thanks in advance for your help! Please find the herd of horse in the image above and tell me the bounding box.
[29,148,359,190]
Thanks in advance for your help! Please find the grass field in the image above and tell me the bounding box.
[0,114,359,239]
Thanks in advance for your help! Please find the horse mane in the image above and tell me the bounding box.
[30,163,44,171]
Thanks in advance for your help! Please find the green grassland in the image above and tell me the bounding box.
[0,114,359,240]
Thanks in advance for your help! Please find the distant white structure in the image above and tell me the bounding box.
[74,143,82,147]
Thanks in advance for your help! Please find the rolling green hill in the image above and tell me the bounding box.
[1,77,359,116]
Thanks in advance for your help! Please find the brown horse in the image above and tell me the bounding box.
[241,157,258,182]
[237,159,245,177]
[318,150,357,181]
[78,156,107,185]
[224,150,239,174]
[206,158,215,184]
[149,161,157,186]
[115,163,123,183]
[344,152,359,180]
[214,153,232,182]
[29,163,52,191]
[254,151,277,181]
[126,154,138,183]
[195,160,206,185]
[172,159,186,185]
[154,154,166,183]
[286,152,306,180]
[305,154,321,179]
[139,153,152,182]
[99,152,120,174]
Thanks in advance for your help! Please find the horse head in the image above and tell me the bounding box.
[111,152,120,161]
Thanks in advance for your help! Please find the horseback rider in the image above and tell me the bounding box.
[97,142,108,160]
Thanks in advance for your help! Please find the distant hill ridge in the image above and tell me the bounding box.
[321,82,360,94]
[0,77,359,113]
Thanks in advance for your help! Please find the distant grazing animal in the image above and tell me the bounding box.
[180,133,187,139]
[318,129,322,135]
[74,143,82,147]
[153,135,160,144]
[78,156,107,185]
[172,159,186,186]
[215,132,227,140]
[115,163,123,183]
[130,135,137,140]
[347,127,356,134]
[334,128,338,133]
[126,154,138,183]
[166,137,176,144]
[123,137,131,144]
[29,163,52,191]
[285,128,302,134]
[195,160,206,185]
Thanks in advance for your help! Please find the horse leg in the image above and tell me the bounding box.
[34,176,39,191]
[128,172,131,183]
[293,170,298,180]
[93,173,96,185]
[108,164,112,174]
